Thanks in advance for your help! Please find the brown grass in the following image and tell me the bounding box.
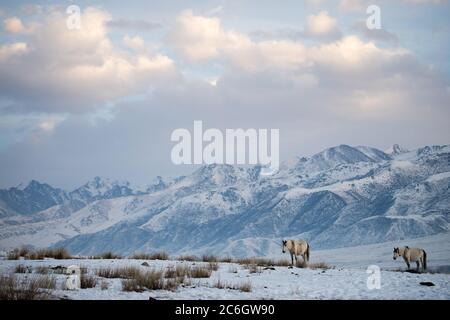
[94,252,122,259]
[189,265,212,278]
[149,251,169,260]
[208,262,219,271]
[14,264,29,274]
[24,250,45,260]
[122,278,145,292]
[0,274,56,300]
[34,266,50,274]
[201,254,218,263]
[177,255,200,262]
[121,269,182,292]
[218,257,233,263]
[164,265,191,279]
[7,247,33,260]
[213,278,228,289]
[130,251,169,260]
[80,274,97,289]
[96,266,141,279]
[212,279,252,292]
[130,252,153,260]
[8,247,72,260]
[245,264,261,274]
[236,280,252,292]
[233,257,290,267]
[7,250,20,260]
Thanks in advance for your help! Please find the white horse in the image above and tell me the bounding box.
[393,246,427,272]
[282,239,310,267]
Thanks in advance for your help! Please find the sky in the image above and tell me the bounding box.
[0,0,449,189]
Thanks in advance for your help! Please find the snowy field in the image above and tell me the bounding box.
[312,232,450,271]
[0,258,449,300]
[1,233,449,300]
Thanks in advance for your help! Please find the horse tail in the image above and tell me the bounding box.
[422,250,427,271]
[306,243,310,262]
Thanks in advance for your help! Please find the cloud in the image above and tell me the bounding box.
[206,6,224,16]
[3,16,36,34]
[339,0,366,11]
[0,7,179,114]
[168,11,409,75]
[0,42,28,61]
[106,19,162,31]
[168,11,308,71]
[123,35,145,50]
[401,0,448,3]
[167,10,230,61]
[0,8,449,188]
[20,4,43,15]
[169,10,342,67]
[249,12,343,42]
[304,11,341,38]
[351,21,399,44]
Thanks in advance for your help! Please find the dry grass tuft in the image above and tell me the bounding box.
[201,255,217,263]
[121,269,182,292]
[8,247,72,260]
[0,274,56,300]
[130,252,153,260]
[94,252,122,259]
[131,251,169,260]
[213,278,228,289]
[189,265,212,278]
[149,252,169,260]
[96,266,141,279]
[14,264,30,274]
[234,257,290,267]
[245,264,261,274]
[34,266,50,274]
[80,274,97,289]
[218,257,233,263]
[208,262,219,271]
[236,280,252,292]
[164,265,191,279]
[212,279,252,292]
[177,255,200,262]
[7,250,21,260]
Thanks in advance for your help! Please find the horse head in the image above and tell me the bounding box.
[393,247,400,260]
[282,240,287,253]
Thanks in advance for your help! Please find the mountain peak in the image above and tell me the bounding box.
[385,144,409,156]
[23,179,52,192]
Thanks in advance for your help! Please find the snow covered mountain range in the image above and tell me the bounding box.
[0,144,449,257]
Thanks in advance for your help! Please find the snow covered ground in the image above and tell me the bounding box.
[1,233,449,300]
[312,232,450,271]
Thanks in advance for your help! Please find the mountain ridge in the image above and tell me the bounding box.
[1,143,449,257]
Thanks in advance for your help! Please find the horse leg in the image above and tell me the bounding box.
[420,257,426,273]
[290,253,294,268]
[416,261,420,273]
